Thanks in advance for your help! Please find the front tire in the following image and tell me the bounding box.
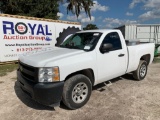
[133,60,148,80]
[62,74,92,110]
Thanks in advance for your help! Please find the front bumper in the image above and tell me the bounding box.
[17,69,64,106]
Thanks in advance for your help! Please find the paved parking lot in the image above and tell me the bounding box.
[0,63,160,120]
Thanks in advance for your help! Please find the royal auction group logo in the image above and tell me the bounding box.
[2,21,53,41]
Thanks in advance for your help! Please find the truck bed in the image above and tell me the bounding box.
[126,43,155,73]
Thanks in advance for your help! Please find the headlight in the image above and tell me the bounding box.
[38,67,60,82]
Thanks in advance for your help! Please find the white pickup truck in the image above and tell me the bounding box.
[17,29,155,109]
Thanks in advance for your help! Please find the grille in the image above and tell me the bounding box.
[19,62,38,82]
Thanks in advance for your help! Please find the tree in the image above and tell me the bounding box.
[0,0,59,19]
[83,24,98,30]
[0,0,94,19]
[66,0,94,19]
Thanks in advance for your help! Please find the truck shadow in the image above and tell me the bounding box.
[121,73,136,81]
[14,81,55,111]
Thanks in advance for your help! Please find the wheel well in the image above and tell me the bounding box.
[65,69,95,86]
[140,54,151,65]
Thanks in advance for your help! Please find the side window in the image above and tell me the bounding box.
[102,32,122,51]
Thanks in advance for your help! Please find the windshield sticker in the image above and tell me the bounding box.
[93,33,99,36]
[84,46,91,50]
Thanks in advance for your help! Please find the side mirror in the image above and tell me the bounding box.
[100,43,113,53]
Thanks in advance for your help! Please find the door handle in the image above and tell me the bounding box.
[118,54,125,57]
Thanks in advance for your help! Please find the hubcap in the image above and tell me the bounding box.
[72,82,88,103]
[140,64,146,77]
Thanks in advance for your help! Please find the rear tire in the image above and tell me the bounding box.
[62,74,92,110]
[133,60,148,81]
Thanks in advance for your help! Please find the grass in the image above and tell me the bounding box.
[0,64,18,77]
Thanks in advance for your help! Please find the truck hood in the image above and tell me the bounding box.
[19,47,85,67]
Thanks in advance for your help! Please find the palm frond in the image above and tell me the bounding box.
[65,0,93,19]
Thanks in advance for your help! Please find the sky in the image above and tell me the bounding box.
[57,0,160,29]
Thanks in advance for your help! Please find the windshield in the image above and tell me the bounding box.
[59,32,102,51]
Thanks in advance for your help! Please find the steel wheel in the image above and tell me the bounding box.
[140,64,147,77]
[72,82,88,103]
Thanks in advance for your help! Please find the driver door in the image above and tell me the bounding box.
[97,32,127,84]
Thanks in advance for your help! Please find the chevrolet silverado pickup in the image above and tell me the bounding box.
[17,29,155,109]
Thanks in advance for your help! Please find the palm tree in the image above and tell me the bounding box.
[65,0,94,19]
